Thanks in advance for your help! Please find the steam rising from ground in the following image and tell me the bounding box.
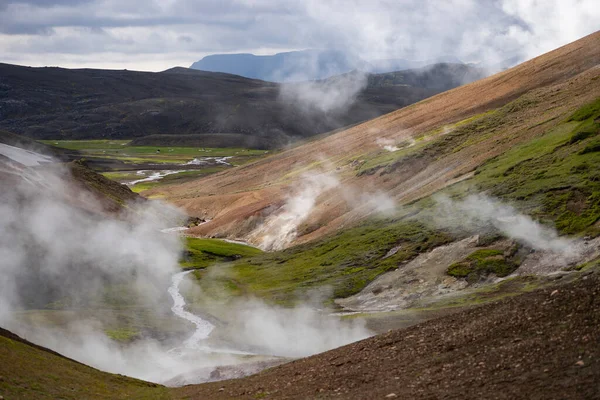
[249,170,396,250]
[434,194,578,258]
[0,159,372,384]
[249,172,340,250]
[226,299,369,358]
[376,138,399,152]
[375,136,416,152]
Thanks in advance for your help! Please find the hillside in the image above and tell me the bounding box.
[0,132,141,214]
[0,327,169,399]
[1,29,600,400]
[154,31,600,246]
[0,62,484,148]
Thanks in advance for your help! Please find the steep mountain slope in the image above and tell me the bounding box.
[0,62,484,148]
[0,131,140,214]
[154,31,600,245]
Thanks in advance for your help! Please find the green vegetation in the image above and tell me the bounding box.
[447,249,518,282]
[197,98,600,306]
[468,97,600,236]
[356,107,509,176]
[196,220,452,305]
[567,98,600,121]
[104,327,139,343]
[68,160,139,208]
[181,237,263,269]
[42,139,268,164]
[102,167,229,194]
[0,331,168,399]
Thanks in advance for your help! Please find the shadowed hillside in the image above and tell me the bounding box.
[0,62,484,148]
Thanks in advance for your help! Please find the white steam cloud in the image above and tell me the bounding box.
[249,171,340,250]
[434,194,578,258]
[248,170,397,250]
[1,158,372,385]
[375,137,416,152]
[225,299,370,358]
[376,138,399,152]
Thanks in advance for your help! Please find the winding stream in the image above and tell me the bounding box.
[127,170,187,186]
[167,270,215,348]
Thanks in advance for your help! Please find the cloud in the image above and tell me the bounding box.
[0,0,598,71]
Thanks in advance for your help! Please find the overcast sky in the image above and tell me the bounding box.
[0,0,598,71]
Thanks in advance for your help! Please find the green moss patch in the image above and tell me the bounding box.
[104,328,139,343]
[180,237,262,269]
[0,329,168,399]
[568,97,600,121]
[447,249,518,282]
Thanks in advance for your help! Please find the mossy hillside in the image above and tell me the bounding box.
[104,327,139,343]
[197,219,453,306]
[0,330,168,399]
[356,106,512,176]
[68,160,139,209]
[202,98,600,306]
[355,109,501,176]
[465,97,600,236]
[447,249,518,282]
[181,237,263,269]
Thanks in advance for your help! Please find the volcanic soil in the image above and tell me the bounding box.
[175,269,600,399]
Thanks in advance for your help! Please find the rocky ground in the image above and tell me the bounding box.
[176,268,600,399]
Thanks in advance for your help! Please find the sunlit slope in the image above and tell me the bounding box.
[0,328,169,399]
[152,31,600,245]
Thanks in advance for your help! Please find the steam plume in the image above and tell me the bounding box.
[249,171,340,250]
[434,194,577,257]
[0,159,372,384]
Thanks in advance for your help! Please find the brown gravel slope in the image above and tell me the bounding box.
[176,270,600,400]
[151,31,600,245]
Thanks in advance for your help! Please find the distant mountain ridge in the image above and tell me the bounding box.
[190,49,463,82]
[0,62,485,148]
